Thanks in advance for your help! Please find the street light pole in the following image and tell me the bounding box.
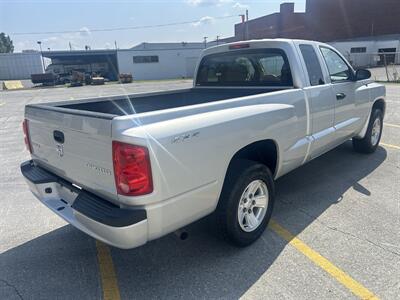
[37,41,46,72]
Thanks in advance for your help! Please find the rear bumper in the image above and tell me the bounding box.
[21,160,148,249]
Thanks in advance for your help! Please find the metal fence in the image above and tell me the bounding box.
[344,52,400,82]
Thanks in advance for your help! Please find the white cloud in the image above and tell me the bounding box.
[185,0,233,7]
[20,27,93,51]
[42,36,59,43]
[78,27,91,37]
[191,16,215,27]
[232,2,248,10]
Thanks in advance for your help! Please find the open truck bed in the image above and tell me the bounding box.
[28,88,280,117]
[24,86,285,204]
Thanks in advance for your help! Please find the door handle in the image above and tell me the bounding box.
[53,130,64,143]
[336,93,346,100]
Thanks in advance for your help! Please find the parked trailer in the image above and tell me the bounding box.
[0,52,44,80]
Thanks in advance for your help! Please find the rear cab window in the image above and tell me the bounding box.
[196,49,293,87]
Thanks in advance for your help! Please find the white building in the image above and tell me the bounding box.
[117,42,209,80]
[5,42,217,82]
[0,52,44,80]
[329,34,400,68]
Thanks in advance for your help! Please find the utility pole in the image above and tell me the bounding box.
[239,14,246,40]
[203,36,208,48]
[245,9,249,40]
[114,40,118,50]
[37,41,45,72]
[69,42,72,51]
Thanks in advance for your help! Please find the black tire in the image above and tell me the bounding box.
[353,109,383,154]
[216,159,275,247]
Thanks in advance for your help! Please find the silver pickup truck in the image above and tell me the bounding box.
[21,39,385,249]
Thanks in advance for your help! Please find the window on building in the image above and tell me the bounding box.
[133,56,159,63]
[299,44,325,86]
[196,49,293,87]
[320,47,352,82]
[350,47,367,53]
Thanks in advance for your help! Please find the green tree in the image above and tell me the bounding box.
[0,33,14,53]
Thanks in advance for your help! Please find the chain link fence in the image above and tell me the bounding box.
[345,52,400,82]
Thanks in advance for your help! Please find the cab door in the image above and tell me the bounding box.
[297,43,336,160]
[319,47,360,141]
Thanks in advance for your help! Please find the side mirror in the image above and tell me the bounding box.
[355,69,371,81]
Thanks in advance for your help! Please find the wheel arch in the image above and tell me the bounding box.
[372,98,386,116]
[356,97,386,139]
[227,139,279,178]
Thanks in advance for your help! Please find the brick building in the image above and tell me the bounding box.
[229,0,400,42]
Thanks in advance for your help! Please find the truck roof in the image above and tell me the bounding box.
[202,38,325,56]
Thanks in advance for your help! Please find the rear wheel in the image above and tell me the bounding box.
[216,160,275,247]
[353,109,383,153]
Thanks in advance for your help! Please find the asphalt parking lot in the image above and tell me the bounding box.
[0,81,399,300]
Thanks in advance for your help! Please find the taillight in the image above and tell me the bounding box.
[112,141,153,196]
[22,119,32,153]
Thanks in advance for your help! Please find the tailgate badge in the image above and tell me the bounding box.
[56,144,64,157]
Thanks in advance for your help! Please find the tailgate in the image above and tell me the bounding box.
[25,105,117,201]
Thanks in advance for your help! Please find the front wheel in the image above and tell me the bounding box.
[216,160,275,247]
[353,109,383,154]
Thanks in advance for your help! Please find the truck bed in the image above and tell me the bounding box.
[24,86,286,202]
[50,88,281,116]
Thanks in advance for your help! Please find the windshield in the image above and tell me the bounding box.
[196,49,293,87]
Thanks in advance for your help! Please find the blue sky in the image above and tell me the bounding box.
[0,0,305,52]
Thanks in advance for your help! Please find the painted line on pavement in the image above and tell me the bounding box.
[96,241,121,300]
[384,122,400,129]
[269,220,379,300]
[381,142,400,150]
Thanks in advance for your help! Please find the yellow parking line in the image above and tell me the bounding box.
[269,220,379,300]
[96,241,121,300]
[380,142,400,150]
[384,123,400,129]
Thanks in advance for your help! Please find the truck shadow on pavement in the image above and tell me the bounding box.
[0,142,387,299]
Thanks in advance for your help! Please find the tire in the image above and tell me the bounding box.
[353,109,383,154]
[216,159,275,247]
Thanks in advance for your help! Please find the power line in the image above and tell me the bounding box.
[11,15,238,36]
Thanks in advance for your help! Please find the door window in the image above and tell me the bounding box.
[320,47,352,83]
[299,44,325,86]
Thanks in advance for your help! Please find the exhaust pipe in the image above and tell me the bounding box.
[174,229,189,240]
